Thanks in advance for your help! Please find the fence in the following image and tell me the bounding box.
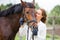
[47,16,60,40]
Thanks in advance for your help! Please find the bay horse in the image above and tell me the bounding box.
[0,0,37,40]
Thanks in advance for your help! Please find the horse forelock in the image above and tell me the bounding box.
[26,2,35,8]
[22,2,35,8]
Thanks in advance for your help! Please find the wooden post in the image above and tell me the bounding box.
[52,16,55,40]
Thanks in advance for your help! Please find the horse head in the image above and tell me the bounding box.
[20,0,37,26]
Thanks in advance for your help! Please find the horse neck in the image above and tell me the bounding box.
[7,13,21,30]
[7,13,21,39]
[0,13,21,40]
[8,13,21,21]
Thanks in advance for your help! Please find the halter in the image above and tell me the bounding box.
[22,6,37,23]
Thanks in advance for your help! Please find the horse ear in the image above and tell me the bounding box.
[20,0,26,7]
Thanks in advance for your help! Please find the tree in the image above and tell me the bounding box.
[6,3,12,7]
[48,5,60,24]
[0,4,6,10]
[0,3,12,10]
[50,5,60,16]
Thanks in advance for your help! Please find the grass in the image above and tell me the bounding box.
[15,34,20,40]
[15,34,60,40]
[15,33,26,40]
[46,34,60,40]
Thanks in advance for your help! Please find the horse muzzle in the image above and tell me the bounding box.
[27,20,37,25]
[29,25,38,36]
[27,20,38,36]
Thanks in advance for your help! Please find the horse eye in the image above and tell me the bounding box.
[26,12,29,14]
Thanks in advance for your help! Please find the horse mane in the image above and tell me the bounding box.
[0,2,35,17]
[0,3,23,17]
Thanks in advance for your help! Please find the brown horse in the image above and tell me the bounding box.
[0,0,37,40]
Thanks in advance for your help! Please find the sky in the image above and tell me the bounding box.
[0,0,60,12]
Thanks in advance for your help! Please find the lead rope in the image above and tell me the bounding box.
[27,26,34,40]
[32,27,34,40]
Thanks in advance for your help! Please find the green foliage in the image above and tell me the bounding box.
[0,3,12,11]
[0,4,6,10]
[48,5,60,24]
[50,5,60,16]
[35,3,40,9]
